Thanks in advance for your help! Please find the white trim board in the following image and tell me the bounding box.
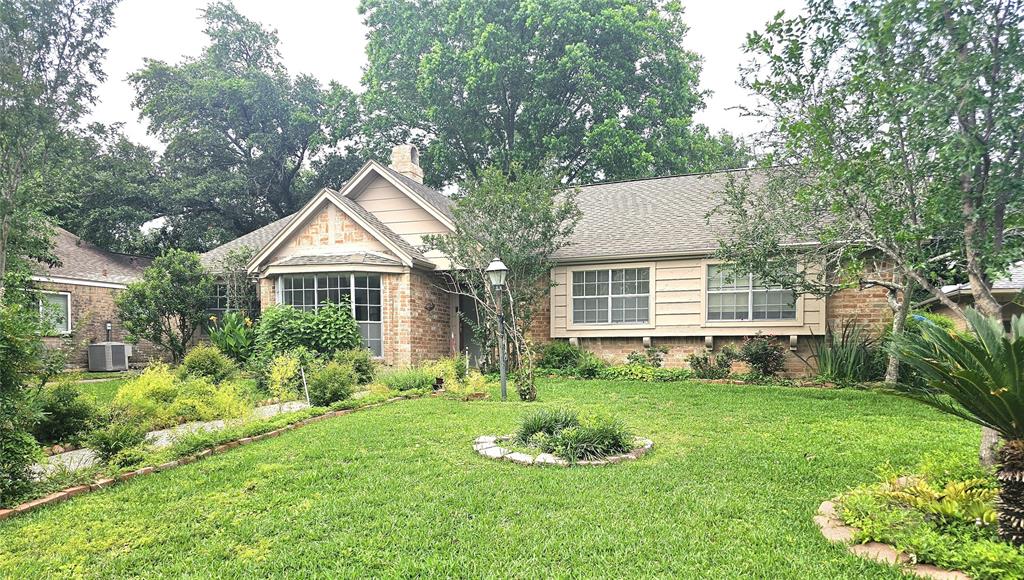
[31,275,128,289]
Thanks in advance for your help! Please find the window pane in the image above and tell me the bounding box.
[708,265,750,291]
[752,289,796,320]
[41,293,69,334]
[707,291,749,321]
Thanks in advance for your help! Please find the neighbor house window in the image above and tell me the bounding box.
[208,283,229,317]
[706,265,796,321]
[571,268,650,324]
[279,273,382,356]
[39,291,71,335]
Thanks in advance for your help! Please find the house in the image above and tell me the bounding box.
[202,145,892,374]
[918,262,1024,331]
[31,227,160,368]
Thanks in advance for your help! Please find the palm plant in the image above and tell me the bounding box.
[890,308,1024,545]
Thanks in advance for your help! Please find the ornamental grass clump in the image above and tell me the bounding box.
[514,408,634,463]
[891,309,1024,545]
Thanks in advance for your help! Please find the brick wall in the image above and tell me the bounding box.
[36,281,163,369]
[826,285,893,337]
[408,270,454,364]
[259,278,276,312]
[526,290,551,347]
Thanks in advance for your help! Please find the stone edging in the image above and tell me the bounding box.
[473,435,653,466]
[0,392,440,523]
[814,500,970,579]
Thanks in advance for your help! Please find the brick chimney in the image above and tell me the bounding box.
[389,144,424,183]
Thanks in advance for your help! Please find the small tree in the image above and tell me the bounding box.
[426,166,581,375]
[116,249,213,363]
[0,303,47,505]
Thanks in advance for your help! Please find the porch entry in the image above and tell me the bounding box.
[457,294,483,367]
[277,273,383,356]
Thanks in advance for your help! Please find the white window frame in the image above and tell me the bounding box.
[276,273,383,356]
[704,264,798,324]
[39,290,72,336]
[570,267,651,326]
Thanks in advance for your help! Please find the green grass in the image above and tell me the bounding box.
[0,379,979,578]
[76,379,129,407]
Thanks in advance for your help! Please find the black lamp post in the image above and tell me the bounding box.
[486,257,509,401]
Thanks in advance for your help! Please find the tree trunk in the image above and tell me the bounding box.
[0,212,10,305]
[966,248,1004,468]
[999,439,1024,546]
[884,279,914,384]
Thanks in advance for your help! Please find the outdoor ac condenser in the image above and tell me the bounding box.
[88,342,130,372]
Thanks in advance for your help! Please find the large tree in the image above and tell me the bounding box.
[129,2,362,251]
[717,0,1023,464]
[0,0,118,302]
[359,0,746,187]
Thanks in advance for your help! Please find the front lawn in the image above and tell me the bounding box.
[76,378,130,407]
[0,378,977,577]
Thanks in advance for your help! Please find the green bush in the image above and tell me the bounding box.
[249,303,362,388]
[112,363,179,421]
[31,381,98,445]
[253,305,311,354]
[550,415,634,463]
[423,356,467,389]
[178,344,237,384]
[813,320,878,383]
[378,366,436,391]
[308,302,362,354]
[514,368,536,401]
[333,349,376,385]
[109,446,149,470]
[515,408,579,444]
[737,334,787,378]
[687,347,736,380]
[598,364,692,382]
[307,361,356,406]
[625,345,669,368]
[86,421,147,464]
[207,311,256,363]
[162,378,251,424]
[536,341,586,369]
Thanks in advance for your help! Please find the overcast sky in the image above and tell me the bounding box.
[86,0,807,151]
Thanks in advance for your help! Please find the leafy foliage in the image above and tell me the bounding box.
[0,304,48,505]
[332,349,375,385]
[306,361,355,407]
[128,2,362,251]
[625,345,669,368]
[686,347,737,380]
[550,416,634,463]
[377,367,436,392]
[514,368,536,402]
[515,408,580,444]
[249,303,361,387]
[536,341,587,370]
[208,311,256,364]
[112,362,251,429]
[813,321,880,384]
[115,249,214,363]
[598,365,692,383]
[85,421,147,464]
[360,0,747,186]
[31,381,97,445]
[178,344,237,384]
[736,334,786,379]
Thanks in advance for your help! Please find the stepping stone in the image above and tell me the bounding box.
[474,435,497,445]
[480,446,508,459]
[505,452,534,465]
[911,564,970,580]
[848,542,908,565]
[473,442,497,451]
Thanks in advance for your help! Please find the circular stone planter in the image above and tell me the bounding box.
[472,435,653,466]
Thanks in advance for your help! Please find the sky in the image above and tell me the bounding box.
[87,0,807,151]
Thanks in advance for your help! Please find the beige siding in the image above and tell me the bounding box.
[353,177,450,248]
[550,258,827,338]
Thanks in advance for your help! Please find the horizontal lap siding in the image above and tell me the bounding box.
[354,179,450,249]
[550,258,827,338]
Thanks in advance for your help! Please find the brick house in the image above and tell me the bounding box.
[32,228,160,368]
[201,145,892,374]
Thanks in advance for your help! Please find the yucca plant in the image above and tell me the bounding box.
[890,308,1024,544]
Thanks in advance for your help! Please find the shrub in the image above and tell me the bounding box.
[687,347,736,380]
[207,311,256,363]
[536,341,586,369]
[625,345,669,368]
[31,381,98,445]
[516,408,579,444]
[109,446,149,470]
[112,363,179,421]
[549,415,634,463]
[378,366,436,391]
[162,378,251,424]
[514,368,536,401]
[253,305,311,354]
[737,334,786,378]
[813,320,878,383]
[424,356,467,389]
[308,302,361,354]
[267,351,304,403]
[333,349,375,385]
[249,304,362,387]
[178,344,237,384]
[575,351,607,378]
[86,421,147,464]
[598,365,692,382]
[307,361,356,406]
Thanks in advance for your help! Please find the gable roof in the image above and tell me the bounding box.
[374,163,454,222]
[35,227,150,285]
[554,168,766,261]
[328,191,430,264]
[200,213,295,271]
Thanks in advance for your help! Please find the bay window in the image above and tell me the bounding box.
[572,268,650,325]
[279,273,383,356]
[706,265,796,321]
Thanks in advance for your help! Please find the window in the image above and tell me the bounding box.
[571,268,650,325]
[706,265,796,321]
[39,292,71,335]
[279,273,382,356]
[208,284,229,317]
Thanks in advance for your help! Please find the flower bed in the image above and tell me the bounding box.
[473,434,653,466]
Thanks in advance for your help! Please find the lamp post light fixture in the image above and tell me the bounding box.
[485,257,509,401]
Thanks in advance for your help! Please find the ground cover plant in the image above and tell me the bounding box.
[0,377,982,577]
[513,407,634,463]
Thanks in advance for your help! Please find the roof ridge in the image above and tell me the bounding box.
[568,165,775,191]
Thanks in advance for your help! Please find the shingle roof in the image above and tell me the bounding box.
[377,164,454,221]
[200,214,295,270]
[270,252,402,267]
[940,262,1024,294]
[554,168,766,261]
[37,228,150,285]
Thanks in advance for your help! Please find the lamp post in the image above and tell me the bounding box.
[486,257,509,401]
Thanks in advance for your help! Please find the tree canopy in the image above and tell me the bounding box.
[129,2,363,251]
[360,0,749,187]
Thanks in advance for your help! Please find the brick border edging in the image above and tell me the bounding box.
[0,391,441,523]
[814,500,970,580]
[472,435,653,466]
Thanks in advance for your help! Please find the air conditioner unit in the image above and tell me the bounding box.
[88,342,130,372]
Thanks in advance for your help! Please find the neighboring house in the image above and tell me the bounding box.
[202,145,892,374]
[918,262,1024,331]
[31,228,160,368]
